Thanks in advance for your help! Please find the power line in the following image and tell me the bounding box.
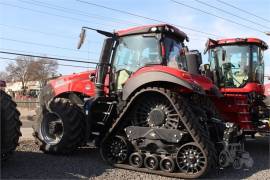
[19,0,140,27]
[0,24,76,40]
[0,51,99,64]
[0,23,102,44]
[0,2,116,29]
[170,0,266,34]
[0,37,97,54]
[0,48,93,62]
[194,0,270,29]
[16,0,218,39]
[216,0,270,23]
[1,0,218,41]
[76,0,222,38]
[0,57,92,69]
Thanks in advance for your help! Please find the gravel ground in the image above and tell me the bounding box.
[1,136,269,180]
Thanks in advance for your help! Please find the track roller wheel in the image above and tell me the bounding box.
[233,158,242,169]
[219,150,230,168]
[177,142,207,175]
[129,152,144,168]
[144,154,159,170]
[160,156,175,172]
[105,135,130,164]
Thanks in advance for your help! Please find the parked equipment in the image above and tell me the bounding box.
[0,88,22,161]
[33,24,251,178]
[204,38,269,135]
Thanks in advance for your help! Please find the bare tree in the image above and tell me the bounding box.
[32,57,58,87]
[0,71,9,82]
[6,55,58,93]
[6,56,35,93]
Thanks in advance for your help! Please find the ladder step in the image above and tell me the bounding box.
[97,101,117,105]
[91,132,100,136]
[97,121,105,125]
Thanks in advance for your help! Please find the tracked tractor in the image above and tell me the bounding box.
[203,38,269,136]
[33,24,252,178]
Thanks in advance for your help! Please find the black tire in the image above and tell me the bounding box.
[0,90,22,161]
[33,98,84,154]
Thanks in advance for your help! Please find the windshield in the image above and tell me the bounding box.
[113,34,161,72]
[209,45,264,88]
[164,37,187,71]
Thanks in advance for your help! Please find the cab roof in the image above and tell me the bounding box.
[206,38,268,51]
[115,24,188,41]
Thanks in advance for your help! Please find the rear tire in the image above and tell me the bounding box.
[33,98,84,154]
[1,90,22,161]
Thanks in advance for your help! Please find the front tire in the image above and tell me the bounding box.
[0,90,22,161]
[33,98,84,154]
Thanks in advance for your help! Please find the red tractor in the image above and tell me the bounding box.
[33,24,251,178]
[204,38,269,136]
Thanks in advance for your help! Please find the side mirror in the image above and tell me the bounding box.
[222,49,226,61]
[77,28,86,49]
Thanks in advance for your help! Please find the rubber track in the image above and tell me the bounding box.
[100,87,216,178]
[1,90,22,161]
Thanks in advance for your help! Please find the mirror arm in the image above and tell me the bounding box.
[82,27,114,37]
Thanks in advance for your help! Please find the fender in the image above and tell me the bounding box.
[122,71,205,100]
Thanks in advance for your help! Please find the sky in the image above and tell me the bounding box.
[0,0,269,83]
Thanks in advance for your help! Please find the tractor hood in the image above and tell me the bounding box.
[39,70,96,108]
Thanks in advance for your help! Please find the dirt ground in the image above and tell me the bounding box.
[3,108,269,179]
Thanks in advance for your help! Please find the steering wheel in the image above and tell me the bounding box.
[234,71,240,76]
[222,62,235,71]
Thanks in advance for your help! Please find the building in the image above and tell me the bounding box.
[6,81,41,98]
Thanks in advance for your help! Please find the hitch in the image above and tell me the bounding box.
[219,123,254,169]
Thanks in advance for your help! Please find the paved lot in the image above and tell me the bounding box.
[1,108,269,179]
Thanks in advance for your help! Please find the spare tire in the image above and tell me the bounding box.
[33,98,84,154]
[0,90,22,161]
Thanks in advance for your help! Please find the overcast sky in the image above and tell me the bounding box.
[0,0,269,82]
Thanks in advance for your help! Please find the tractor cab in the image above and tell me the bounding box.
[111,25,189,91]
[204,38,269,133]
[77,24,203,97]
[204,38,268,90]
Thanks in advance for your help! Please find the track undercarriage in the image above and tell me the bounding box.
[98,87,252,178]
